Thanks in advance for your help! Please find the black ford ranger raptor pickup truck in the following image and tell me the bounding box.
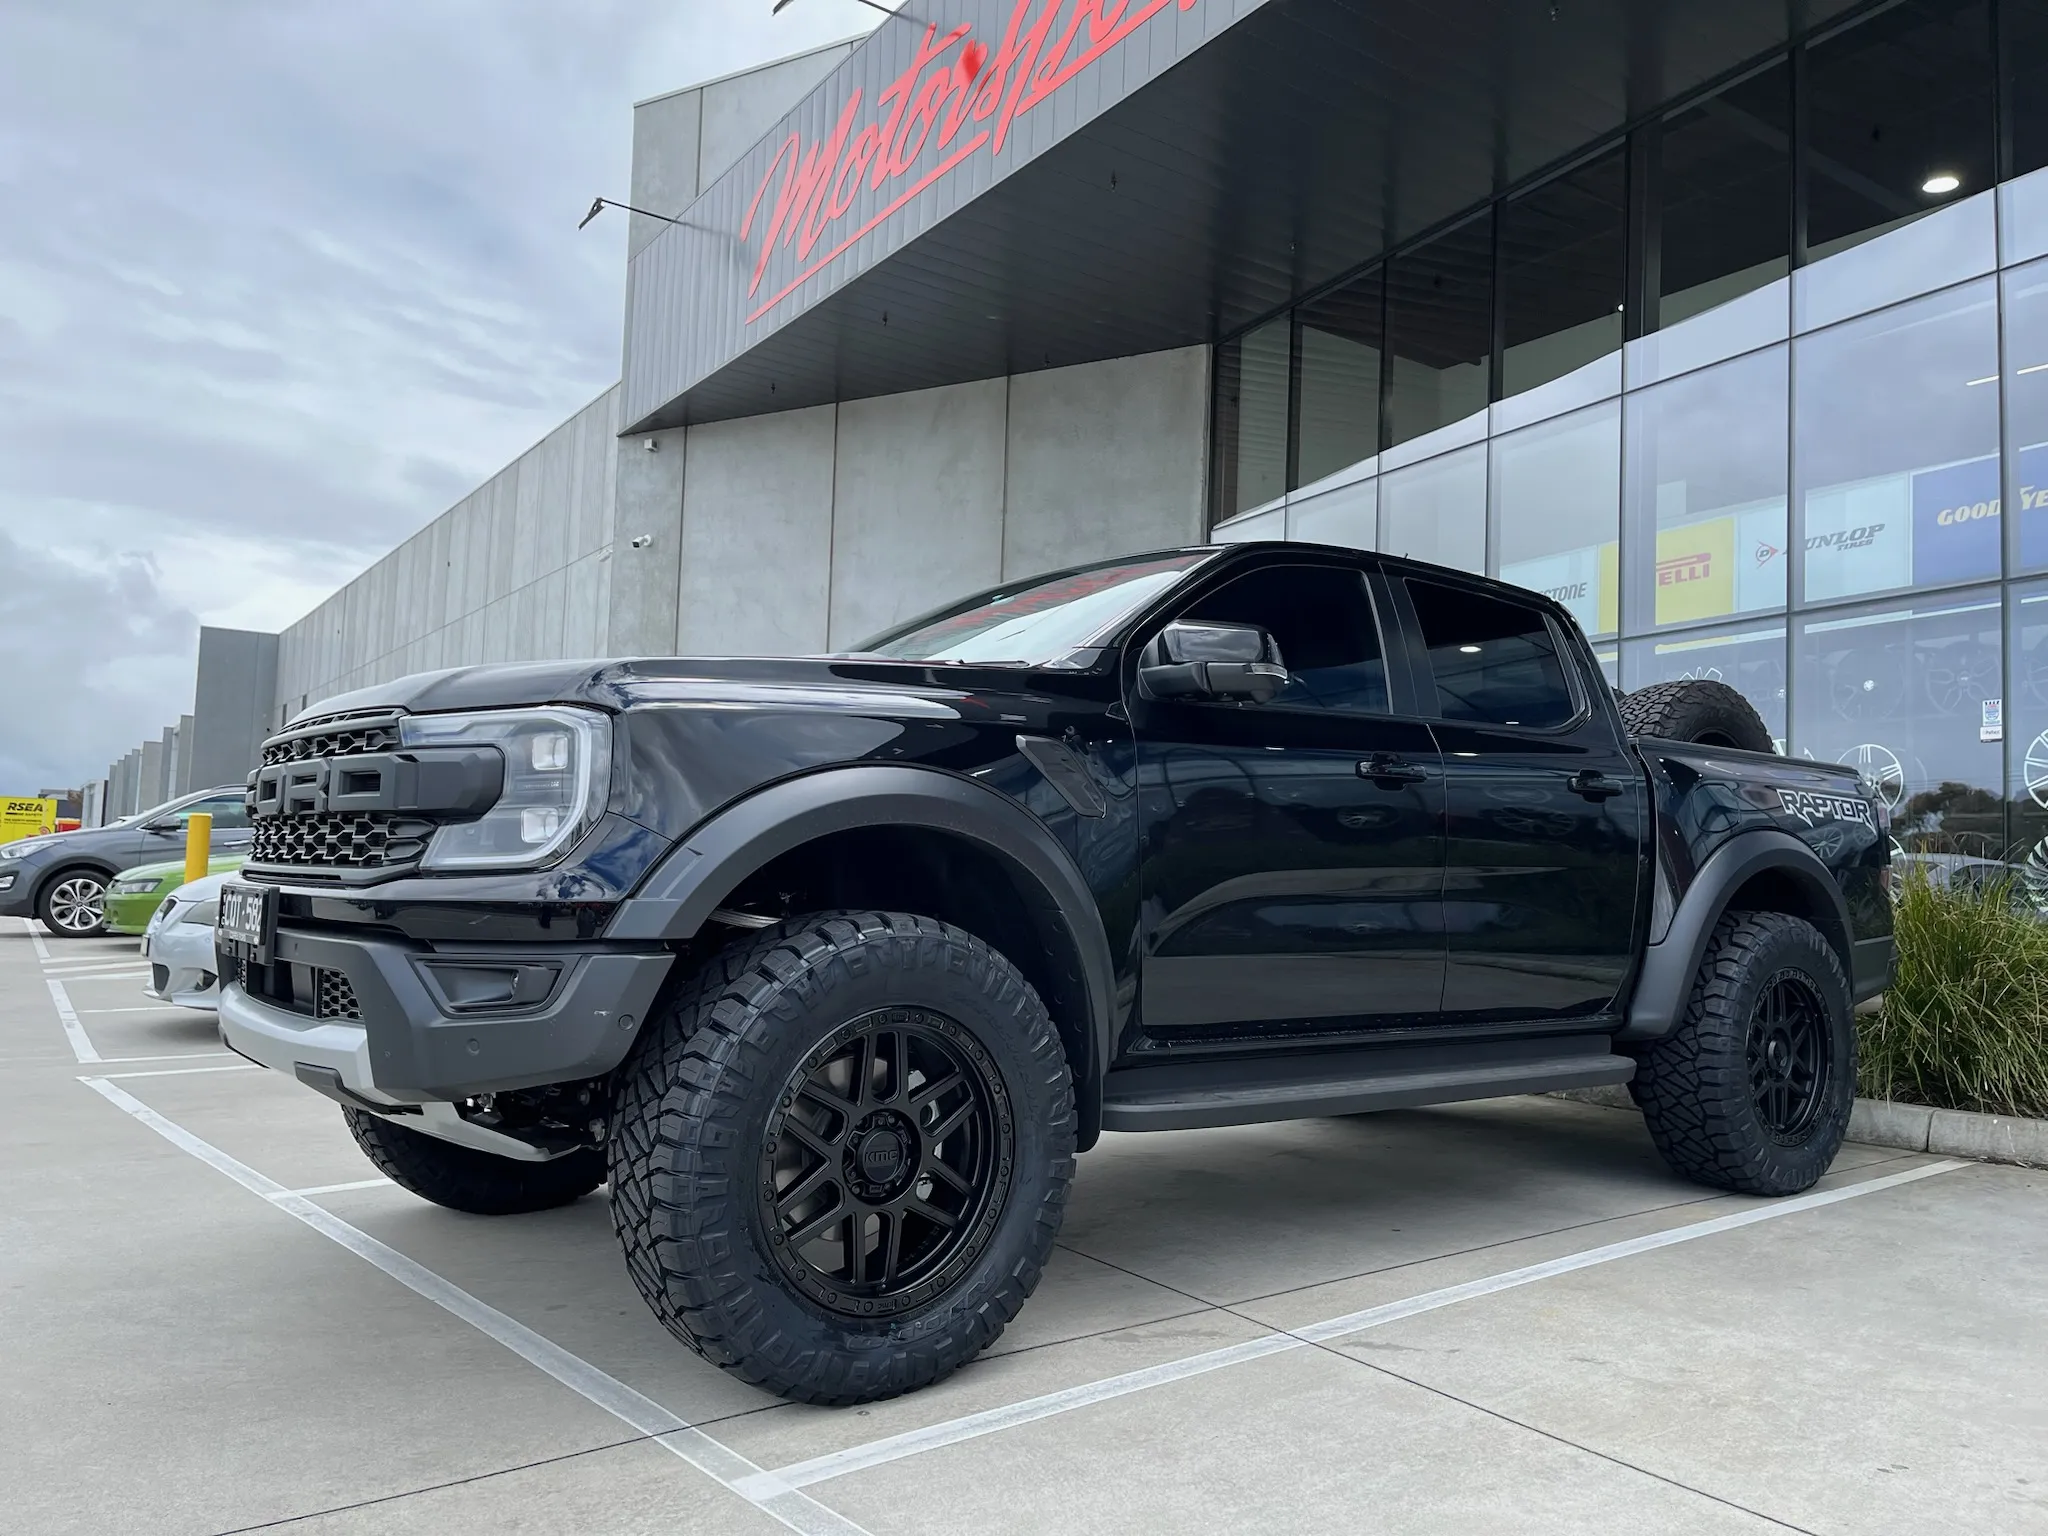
[216,543,1893,1406]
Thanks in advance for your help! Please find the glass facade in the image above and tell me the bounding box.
[1211,0,2048,865]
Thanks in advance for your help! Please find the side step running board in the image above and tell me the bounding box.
[1100,1034,1634,1133]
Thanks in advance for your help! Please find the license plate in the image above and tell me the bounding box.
[218,882,275,965]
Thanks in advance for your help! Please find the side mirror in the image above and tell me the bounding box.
[1138,621,1288,704]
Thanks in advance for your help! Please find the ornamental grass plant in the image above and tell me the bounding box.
[1862,869,2048,1119]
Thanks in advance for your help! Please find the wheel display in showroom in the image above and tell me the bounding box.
[607,910,1076,1406]
[1627,911,1856,1196]
[1617,679,1775,753]
[38,870,108,939]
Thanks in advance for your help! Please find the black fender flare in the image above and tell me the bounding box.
[606,763,1116,1134]
[1618,829,1855,1042]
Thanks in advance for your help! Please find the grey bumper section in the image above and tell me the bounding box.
[217,924,674,1110]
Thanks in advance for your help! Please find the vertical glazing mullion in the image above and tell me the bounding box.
[1377,262,1394,550]
[1790,40,1811,271]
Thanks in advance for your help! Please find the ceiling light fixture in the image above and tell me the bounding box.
[1922,172,1962,195]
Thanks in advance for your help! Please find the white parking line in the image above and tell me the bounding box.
[46,970,151,981]
[79,1078,874,1536]
[89,1063,260,1080]
[23,917,52,961]
[96,1052,236,1063]
[82,1006,192,1014]
[45,980,100,1064]
[273,1178,396,1198]
[737,1157,1968,1499]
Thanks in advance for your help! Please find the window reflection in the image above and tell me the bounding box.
[1213,319,1289,520]
[2002,258,2048,573]
[1492,402,1619,637]
[1803,0,1993,262]
[1793,591,2004,855]
[1380,445,1485,573]
[1496,146,1625,426]
[1793,278,2000,604]
[1297,268,1382,488]
[1624,347,1788,631]
[1385,213,1492,451]
[1288,476,1377,551]
[2006,583,2048,880]
[1656,62,1791,330]
[1622,623,1788,748]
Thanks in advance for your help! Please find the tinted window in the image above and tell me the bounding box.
[1408,580,1577,728]
[1180,565,1389,714]
[186,796,250,830]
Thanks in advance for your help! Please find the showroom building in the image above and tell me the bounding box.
[113,0,2048,868]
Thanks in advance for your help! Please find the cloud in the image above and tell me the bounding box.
[0,0,880,793]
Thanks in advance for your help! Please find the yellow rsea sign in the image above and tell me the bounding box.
[0,798,59,845]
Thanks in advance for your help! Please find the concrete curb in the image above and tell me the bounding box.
[1549,1086,2048,1170]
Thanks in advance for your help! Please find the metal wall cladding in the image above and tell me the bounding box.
[622,0,1265,432]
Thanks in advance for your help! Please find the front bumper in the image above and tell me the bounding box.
[216,922,673,1103]
[144,920,223,1010]
[0,871,35,916]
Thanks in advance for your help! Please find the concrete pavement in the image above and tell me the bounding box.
[4,918,2042,1534]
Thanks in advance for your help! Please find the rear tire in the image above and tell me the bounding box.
[608,911,1076,1406]
[1618,679,1774,753]
[1629,911,1855,1196]
[343,1108,605,1215]
[38,869,108,938]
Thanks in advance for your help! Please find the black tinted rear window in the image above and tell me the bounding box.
[1407,579,1577,729]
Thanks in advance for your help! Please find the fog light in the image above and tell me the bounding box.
[0,873,14,892]
[520,806,564,844]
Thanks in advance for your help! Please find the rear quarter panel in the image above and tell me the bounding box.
[1639,740,1891,945]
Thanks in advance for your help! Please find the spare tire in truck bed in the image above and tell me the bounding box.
[1617,679,1775,753]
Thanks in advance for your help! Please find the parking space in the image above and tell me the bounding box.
[6,915,2045,1535]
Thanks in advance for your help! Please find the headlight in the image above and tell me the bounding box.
[0,840,47,862]
[400,707,611,871]
[110,876,163,895]
[180,898,220,926]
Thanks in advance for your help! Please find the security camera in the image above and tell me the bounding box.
[629,534,654,549]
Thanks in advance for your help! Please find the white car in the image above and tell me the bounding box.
[142,871,231,1010]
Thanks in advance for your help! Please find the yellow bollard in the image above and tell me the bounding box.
[184,812,212,887]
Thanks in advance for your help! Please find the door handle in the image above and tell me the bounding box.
[1568,769,1624,801]
[1358,755,1429,788]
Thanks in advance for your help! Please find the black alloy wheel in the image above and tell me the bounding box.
[759,1009,1012,1319]
[1745,971,1830,1144]
[1628,910,1855,1196]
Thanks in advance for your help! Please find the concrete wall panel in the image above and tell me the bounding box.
[605,428,687,656]
[677,405,836,656]
[628,87,702,258]
[1003,347,1209,581]
[828,380,1007,648]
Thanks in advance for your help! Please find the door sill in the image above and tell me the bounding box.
[1100,1033,1633,1133]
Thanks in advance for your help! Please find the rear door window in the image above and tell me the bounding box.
[1406,579,1578,729]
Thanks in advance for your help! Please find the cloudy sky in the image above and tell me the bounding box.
[0,0,881,794]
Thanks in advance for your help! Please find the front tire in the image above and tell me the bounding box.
[38,869,108,938]
[608,911,1076,1406]
[343,1108,605,1215]
[1629,912,1855,1196]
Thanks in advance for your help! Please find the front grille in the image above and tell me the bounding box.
[262,715,400,767]
[315,968,361,1021]
[250,811,434,871]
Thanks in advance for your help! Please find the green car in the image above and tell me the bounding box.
[103,855,248,936]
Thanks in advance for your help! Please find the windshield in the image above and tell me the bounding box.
[857,553,1210,665]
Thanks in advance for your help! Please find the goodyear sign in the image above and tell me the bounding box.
[0,798,58,845]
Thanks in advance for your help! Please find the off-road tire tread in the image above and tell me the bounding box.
[1618,678,1775,753]
[343,1108,605,1215]
[1628,910,1854,1196]
[607,910,1076,1407]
